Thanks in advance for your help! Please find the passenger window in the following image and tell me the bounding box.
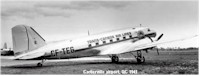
[117,38,120,41]
[123,37,126,39]
[103,41,106,44]
[96,43,99,45]
[88,44,92,47]
[110,39,113,42]
[129,35,132,38]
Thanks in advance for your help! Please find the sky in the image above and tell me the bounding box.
[1,0,199,48]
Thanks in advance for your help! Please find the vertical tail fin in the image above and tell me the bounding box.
[12,25,46,56]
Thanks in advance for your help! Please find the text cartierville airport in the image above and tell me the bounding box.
[1,0,199,75]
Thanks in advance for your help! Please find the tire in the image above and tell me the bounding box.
[141,56,145,63]
[37,63,43,67]
[111,55,119,63]
[136,56,145,64]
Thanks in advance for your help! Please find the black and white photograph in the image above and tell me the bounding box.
[1,0,199,75]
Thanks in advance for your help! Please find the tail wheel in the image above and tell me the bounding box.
[37,62,43,67]
[111,55,119,63]
[37,58,45,67]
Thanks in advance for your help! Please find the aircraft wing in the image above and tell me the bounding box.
[134,35,198,51]
[99,37,152,55]
[99,35,198,55]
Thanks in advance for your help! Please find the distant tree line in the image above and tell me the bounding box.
[157,47,198,51]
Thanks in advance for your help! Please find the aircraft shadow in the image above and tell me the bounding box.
[2,59,183,69]
[2,61,141,69]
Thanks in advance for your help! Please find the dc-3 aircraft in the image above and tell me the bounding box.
[5,25,196,67]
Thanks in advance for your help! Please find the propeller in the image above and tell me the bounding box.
[154,34,163,55]
[145,34,163,55]
[156,34,163,41]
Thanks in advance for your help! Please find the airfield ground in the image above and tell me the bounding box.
[1,49,198,74]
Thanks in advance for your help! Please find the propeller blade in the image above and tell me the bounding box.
[156,34,163,41]
[147,36,154,42]
[157,49,159,55]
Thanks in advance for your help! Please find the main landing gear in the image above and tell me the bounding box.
[135,51,145,63]
[109,51,145,64]
[110,54,119,63]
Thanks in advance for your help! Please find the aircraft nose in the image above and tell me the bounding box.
[147,29,156,38]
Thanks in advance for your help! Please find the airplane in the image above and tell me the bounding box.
[3,25,196,67]
[1,43,14,56]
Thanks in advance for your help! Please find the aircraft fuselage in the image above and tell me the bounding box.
[40,27,156,59]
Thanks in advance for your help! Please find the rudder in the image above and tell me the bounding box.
[12,25,46,56]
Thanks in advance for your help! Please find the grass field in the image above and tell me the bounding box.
[1,49,198,74]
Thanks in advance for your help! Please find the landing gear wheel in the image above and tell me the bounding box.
[37,62,43,67]
[111,55,119,63]
[136,51,145,64]
[37,58,46,67]
[136,56,145,64]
